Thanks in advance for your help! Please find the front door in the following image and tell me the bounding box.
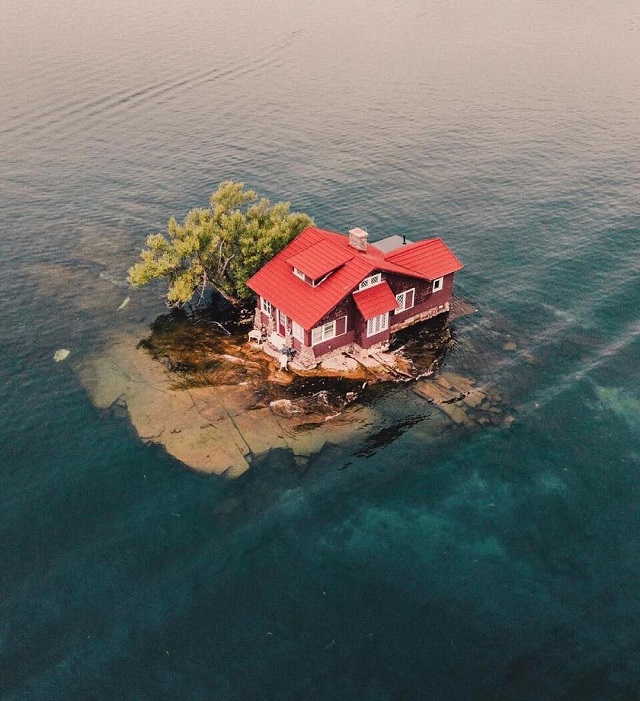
[277,310,288,336]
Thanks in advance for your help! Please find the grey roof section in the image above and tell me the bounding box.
[372,234,411,254]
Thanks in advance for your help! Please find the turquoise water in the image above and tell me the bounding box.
[2,0,640,698]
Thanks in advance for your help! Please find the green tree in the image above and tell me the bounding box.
[128,181,313,306]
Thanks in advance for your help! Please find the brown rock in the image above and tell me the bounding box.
[439,372,476,394]
[518,350,536,364]
[413,380,461,404]
[438,402,474,426]
[74,331,375,477]
[463,389,487,408]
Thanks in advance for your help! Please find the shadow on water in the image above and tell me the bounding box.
[389,313,456,374]
[354,413,430,458]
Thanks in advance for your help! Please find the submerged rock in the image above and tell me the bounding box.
[463,388,487,408]
[412,370,514,429]
[53,349,70,362]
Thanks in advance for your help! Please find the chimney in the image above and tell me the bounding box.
[348,227,368,252]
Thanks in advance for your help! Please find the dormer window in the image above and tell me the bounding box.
[286,239,354,290]
[358,273,382,291]
[292,266,331,287]
[311,272,332,287]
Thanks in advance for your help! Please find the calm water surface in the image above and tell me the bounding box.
[1,1,640,699]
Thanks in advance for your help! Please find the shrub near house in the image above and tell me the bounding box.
[247,226,463,365]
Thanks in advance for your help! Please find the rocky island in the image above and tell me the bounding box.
[72,182,514,477]
[74,294,514,477]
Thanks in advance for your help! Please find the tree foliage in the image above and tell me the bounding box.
[128,181,313,305]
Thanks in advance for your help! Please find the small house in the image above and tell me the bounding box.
[246,226,463,367]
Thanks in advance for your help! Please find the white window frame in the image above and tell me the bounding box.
[366,312,389,337]
[358,273,382,291]
[311,316,347,346]
[277,310,288,335]
[261,297,272,315]
[292,320,304,342]
[293,267,331,287]
[432,277,444,293]
[395,288,415,313]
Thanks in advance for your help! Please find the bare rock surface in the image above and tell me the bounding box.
[69,295,498,476]
[75,332,372,477]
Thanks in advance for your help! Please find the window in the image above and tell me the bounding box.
[294,267,331,287]
[311,316,347,346]
[261,297,272,315]
[312,322,333,345]
[292,321,304,342]
[366,312,389,337]
[358,273,382,291]
[395,288,415,313]
[432,277,444,293]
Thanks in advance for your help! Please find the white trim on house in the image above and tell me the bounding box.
[277,310,288,335]
[366,312,389,337]
[358,273,383,291]
[311,315,347,346]
[293,267,332,287]
[292,320,304,342]
[395,288,415,313]
[432,277,444,293]
[261,297,272,315]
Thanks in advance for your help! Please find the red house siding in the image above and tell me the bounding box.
[428,273,454,307]
[350,310,389,349]
[258,271,456,359]
[309,296,356,357]
[360,326,390,349]
[387,273,454,329]
[383,274,427,324]
[312,329,355,358]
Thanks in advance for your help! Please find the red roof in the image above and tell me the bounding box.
[385,238,463,279]
[246,227,462,330]
[286,239,353,280]
[352,281,399,320]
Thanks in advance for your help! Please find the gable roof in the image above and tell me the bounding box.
[246,227,462,330]
[286,238,353,280]
[385,237,463,279]
[352,281,399,320]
